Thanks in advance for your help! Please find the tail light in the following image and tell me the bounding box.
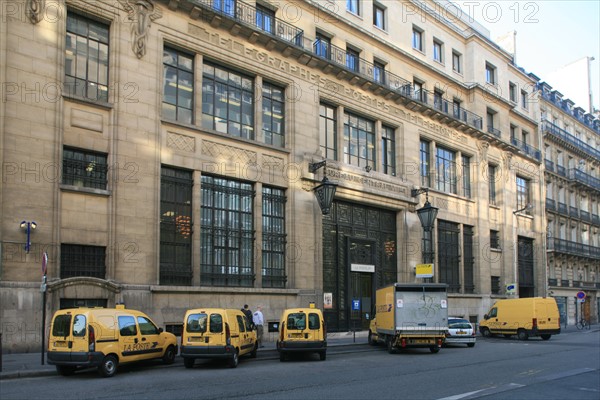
[401,338,406,348]
[437,338,443,347]
[88,325,95,352]
[225,323,231,346]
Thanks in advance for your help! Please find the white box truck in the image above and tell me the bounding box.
[368,283,448,353]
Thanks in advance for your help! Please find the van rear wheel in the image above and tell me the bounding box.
[98,355,118,378]
[481,328,492,338]
[162,345,176,364]
[386,337,396,354]
[430,346,440,354]
[228,350,239,368]
[517,329,529,341]
[56,365,76,376]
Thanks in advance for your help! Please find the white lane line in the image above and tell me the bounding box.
[437,383,525,400]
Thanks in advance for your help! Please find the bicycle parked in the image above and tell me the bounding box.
[576,318,590,330]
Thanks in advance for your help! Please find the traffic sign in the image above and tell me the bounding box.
[576,291,586,300]
[352,299,360,311]
[42,252,48,275]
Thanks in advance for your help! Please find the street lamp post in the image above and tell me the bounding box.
[411,188,439,265]
[309,160,338,215]
[20,221,37,253]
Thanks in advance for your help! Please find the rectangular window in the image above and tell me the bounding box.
[487,109,495,131]
[485,62,496,85]
[491,276,501,295]
[373,3,385,29]
[202,63,254,139]
[436,146,457,194]
[256,5,274,33]
[438,220,460,293]
[262,187,287,288]
[413,80,424,101]
[201,175,254,287]
[319,103,337,160]
[453,98,462,119]
[160,166,193,286]
[60,244,106,279]
[463,226,474,294]
[214,0,236,16]
[420,139,430,187]
[433,89,444,111]
[433,40,443,63]
[262,82,285,147]
[373,61,385,84]
[346,47,359,72]
[163,47,194,124]
[516,175,530,213]
[315,33,330,59]
[490,230,501,249]
[488,164,497,205]
[412,26,423,51]
[343,112,375,169]
[462,155,471,198]
[521,89,528,110]
[65,13,109,102]
[509,82,517,102]
[510,124,517,139]
[381,125,395,176]
[62,147,108,190]
[452,51,461,73]
[347,0,359,14]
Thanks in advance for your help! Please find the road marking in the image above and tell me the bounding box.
[437,384,525,400]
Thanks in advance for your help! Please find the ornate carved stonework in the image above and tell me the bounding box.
[201,140,257,164]
[26,0,44,24]
[167,132,195,152]
[477,140,490,161]
[119,0,162,59]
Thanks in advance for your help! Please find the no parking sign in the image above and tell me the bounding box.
[576,291,586,303]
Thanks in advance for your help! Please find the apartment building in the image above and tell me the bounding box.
[538,81,600,325]
[1,0,547,351]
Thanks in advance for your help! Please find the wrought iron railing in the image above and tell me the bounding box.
[593,214,600,225]
[568,168,600,192]
[561,279,570,287]
[487,126,501,138]
[545,159,554,172]
[545,198,556,211]
[510,137,541,161]
[548,278,557,286]
[541,120,600,160]
[538,88,599,133]
[557,165,566,177]
[569,206,579,218]
[557,202,568,215]
[580,210,591,222]
[190,0,304,46]
[547,237,600,259]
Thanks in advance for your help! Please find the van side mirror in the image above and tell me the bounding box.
[159,327,163,333]
[483,314,489,320]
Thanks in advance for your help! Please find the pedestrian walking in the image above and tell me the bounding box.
[253,306,265,347]
[241,304,253,328]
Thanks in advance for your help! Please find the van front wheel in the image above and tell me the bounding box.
[481,328,492,338]
[517,329,529,341]
[162,345,176,364]
[98,355,118,378]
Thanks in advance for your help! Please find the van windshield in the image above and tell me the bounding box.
[287,313,306,330]
[52,314,72,337]
[187,313,208,333]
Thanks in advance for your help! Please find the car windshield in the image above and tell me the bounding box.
[449,320,471,329]
[187,313,208,333]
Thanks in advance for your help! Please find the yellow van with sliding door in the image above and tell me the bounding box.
[181,308,257,368]
[47,305,178,377]
[277,305,327,361]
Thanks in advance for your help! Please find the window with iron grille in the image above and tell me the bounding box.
[214,0,236,16]
[488,164,497,205]
[201,176,254,287]
[262,82,285,147]
[60,244,106,279]
[438,220,460,293]
[62,147,108,190]
[319,103,337,160]
[491,276,501,294]
[65,13,109,102]
[162,47,194,124]
[436,146,457,194]
[262,187,286,288]
[202,62,254,139]
[344,112,375,169]
[462,155,471,198]
[346,47,359,72]
[420,139,430,187]
[490,230,501,249]
[160,166,193,286]
[381,126,395,176]
[373,61,385,84]
[463,226,474,294]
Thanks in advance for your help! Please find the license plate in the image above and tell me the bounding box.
[288,333,303,338]
[54,341,67,347]
[457,331,466,335]
[188,336,203,342]
[411,339,432,344]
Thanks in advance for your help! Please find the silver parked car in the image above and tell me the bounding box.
[445,317,476,347]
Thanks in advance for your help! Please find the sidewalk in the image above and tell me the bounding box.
[0,330,368,380]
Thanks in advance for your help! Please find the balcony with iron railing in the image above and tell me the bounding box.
[510,137,541,161]
[547,237,600,259]
[544,159,554,172]
[593,214,600,226]
[580,210,591,222]
[556,165,566,177]
[557,202,568,215]
[546,198,556,211]
[541,120,600,160]
[568,168,600,193]
[539,88,600,133]
[569,205,579,218]
[486,125,502,138]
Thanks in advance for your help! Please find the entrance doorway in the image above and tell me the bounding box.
[348,238,375,331]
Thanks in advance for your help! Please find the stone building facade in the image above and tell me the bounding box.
[1,0,550,351]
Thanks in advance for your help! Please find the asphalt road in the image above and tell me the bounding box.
[1,330,598,400]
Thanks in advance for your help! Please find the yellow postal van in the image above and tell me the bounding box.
[276,305,327,361]
[181,308,257,368]
[479,297,561,340]
[47,305,178,377]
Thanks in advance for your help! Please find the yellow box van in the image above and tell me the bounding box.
[276,305,327,361]
[479,297,561,340]
[181,308,257,368]
[47,305,178,377]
